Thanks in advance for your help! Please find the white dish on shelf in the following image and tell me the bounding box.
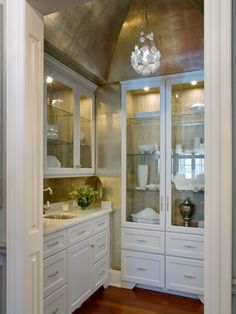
[47,155,61,168]
[191,102,204,114]
[172,172,204,191]
[135,111,160,118]
[146,184,160,191]
[47,133,59,140]
[52,98,63,109]
[136,186,146,191]
[131,207,160,224]
[138,144,157,153]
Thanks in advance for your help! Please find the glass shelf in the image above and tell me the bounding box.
[172,152,204,158]
[127,152,160,157]
[47,138,73,145]
[172,113,204,127]
[127,116,160,123]
[48,105,73,117]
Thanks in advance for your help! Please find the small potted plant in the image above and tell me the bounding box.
[69,185,98,209]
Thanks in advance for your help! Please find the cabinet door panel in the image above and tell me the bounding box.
[166,74,204,234]
[43,285,67,314]
[166,256,203,294]
[122,250,164,288]
[122,228,164,254]
[93,230,109,264]
[122,81,166,231]
[68,238,93,313]
[43,250,67,298]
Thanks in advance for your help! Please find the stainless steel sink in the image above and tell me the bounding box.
[43,214,78,220]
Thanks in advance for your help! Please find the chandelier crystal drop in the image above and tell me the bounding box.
[131,0,161,76]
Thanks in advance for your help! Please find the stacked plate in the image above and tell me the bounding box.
[131,207,160,224]
[47,124,59,140]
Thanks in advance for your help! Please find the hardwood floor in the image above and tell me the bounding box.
[73,286,204,314]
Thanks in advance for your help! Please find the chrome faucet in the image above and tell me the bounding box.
[43,187,53,214]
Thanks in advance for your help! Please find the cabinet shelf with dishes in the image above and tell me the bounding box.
[44,55,96,177]
[121,72,204,300]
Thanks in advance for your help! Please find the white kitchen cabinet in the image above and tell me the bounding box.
[43,213,110,314]
[121,71,204,298]
[68,238,93,313]
[44,55,97,178]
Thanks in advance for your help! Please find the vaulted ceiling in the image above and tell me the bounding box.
[44,0,204,85]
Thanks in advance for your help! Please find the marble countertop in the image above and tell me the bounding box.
[43,206,113,235]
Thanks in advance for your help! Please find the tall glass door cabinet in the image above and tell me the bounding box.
[121,71,204,235]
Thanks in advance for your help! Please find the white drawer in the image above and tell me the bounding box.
[93,229,109,263]
[44,230,67,258]
[93,215,109,234]
[166,256,204,295]
[166,233,204,260]
[43,250,67,298]
[68,220,93,247]
[122,228,164,254]
[43,284,67,314]
[93,256,109,291]
[121,250,164,288]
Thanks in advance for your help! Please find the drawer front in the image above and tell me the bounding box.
[44,230,67,258]
[43,285,67,314]
[43,250,67,298]
[166,233,204,260]
[93,215,109,234]
[121,250,164,288]
[166,256,204,294]
[93,230,109,263]
[122,228,164,254]
[68,220,93,247]
[93,256,110,291]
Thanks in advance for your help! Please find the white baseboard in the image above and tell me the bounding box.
[109,269,121,287]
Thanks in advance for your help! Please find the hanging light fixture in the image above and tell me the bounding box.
[131,0,161,76]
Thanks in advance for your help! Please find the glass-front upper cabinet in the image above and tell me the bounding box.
[121,80,165,230]
[44,56,96,177]
[166,73,204,234]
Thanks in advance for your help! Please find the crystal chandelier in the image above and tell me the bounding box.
[131,0,161,76]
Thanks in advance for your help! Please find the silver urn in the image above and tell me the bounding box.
[179,197,195,227]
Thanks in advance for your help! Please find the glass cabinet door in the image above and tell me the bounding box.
[167,75,204,232]
[79,93,94,169]
[124,84,165,229]
[45,73,76,171]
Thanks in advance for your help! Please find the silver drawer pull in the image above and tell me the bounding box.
[50,308,59,314]
[48,271,59,279]
[99,270,105,276]
[77,230,85,236]
[47,241,59,247]
[184,275,196,279]
[98,222,105,227]
[91,244,95,248]
[99,244,105,248]
[136,239,147,243]
[137,267,147,271]
[184,245,196,249]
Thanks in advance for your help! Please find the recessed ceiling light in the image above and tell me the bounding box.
[191,80,197,86]
[46,76,53,84]
[144,87,149,91]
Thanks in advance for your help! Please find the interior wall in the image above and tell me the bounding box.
[95,83,121,270]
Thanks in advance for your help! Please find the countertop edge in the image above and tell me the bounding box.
[43,207,113,236]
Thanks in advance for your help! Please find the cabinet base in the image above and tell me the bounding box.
[121,280,136,290]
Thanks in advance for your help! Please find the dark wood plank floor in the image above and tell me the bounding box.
[73,286,204,314]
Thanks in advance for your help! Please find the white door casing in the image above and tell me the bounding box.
[204,0,232,313]
[6,1,44,313]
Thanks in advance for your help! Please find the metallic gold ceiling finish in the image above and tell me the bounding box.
[44,0,132,83]
[44,0,203,84]
[108,0,204,82]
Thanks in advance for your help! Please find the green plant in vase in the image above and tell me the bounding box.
[69,185,98,209]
